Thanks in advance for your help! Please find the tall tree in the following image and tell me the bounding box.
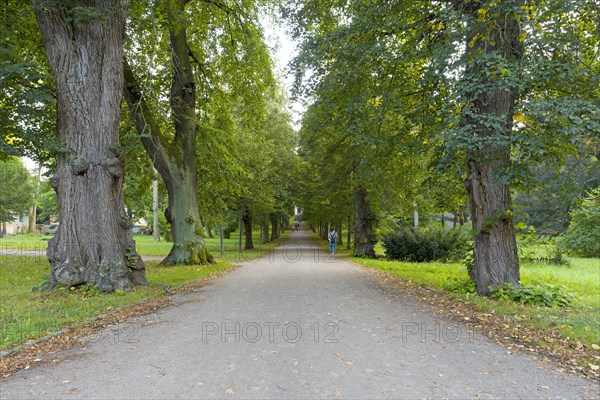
[440,0,599,294]
[32,0,146,291]
[290,0,440,257]
[456,0,524,294]
[123,0,274,264]
[123,1,214,265]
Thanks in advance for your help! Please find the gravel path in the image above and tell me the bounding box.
[1,230,598,399]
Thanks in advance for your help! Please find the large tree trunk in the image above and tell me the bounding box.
[346,218,352,250]
[163,171,212,265]
[122,0,212,265]
[261,217,269,244]
[270,214,279,241]
[33,0,146,291]
[465,165,519,295]
[243,207,253,249]
[461,0,523,295]
[354,187,375,258]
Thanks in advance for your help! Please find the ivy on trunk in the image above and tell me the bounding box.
[459,0,524,295]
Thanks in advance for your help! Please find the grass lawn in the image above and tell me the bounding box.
[0,256,234,350]
[0,231,290,351]
[0,234,51,252]
[348,253,600,346]
[0,231,287,262]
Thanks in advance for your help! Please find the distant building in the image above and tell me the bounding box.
[3,213,30,235]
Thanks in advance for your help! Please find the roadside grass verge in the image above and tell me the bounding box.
[312,231,599,347]
[0,256,234,350]
[349,255,600,346]
[0,231,289,351]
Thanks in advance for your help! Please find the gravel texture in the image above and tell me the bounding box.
[1,230,598,399]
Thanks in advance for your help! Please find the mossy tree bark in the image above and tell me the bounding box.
[33,0,146,292]
[123,0,213,265]
[460,0,522,295]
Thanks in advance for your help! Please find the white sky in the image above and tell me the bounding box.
[261,16,305,130]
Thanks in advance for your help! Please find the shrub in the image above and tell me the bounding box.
[491,283,577,308]
[516,224,570,265]
[382,226,470,262]
[559,187,600,257]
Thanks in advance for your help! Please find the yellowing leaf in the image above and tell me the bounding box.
[368,97,383,107]
[513,113,529,124]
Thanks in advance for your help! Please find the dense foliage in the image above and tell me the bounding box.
[0,157,33,224]
[0,2,57,164]
[288,0,599,294]
[560,187,600,257]
[382,226,471,263]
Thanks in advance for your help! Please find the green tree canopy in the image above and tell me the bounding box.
[0,157,34,225]
[560,187,600,258]
[0,1,58,164]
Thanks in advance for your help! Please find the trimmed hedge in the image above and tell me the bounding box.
[382,226,470,262]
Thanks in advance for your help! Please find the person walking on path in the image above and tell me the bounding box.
[328,226,338,256]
